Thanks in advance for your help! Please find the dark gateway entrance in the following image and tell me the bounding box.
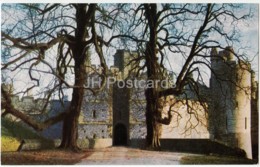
[113,123,127,146]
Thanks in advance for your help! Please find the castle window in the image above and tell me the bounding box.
[245,117,247,129]
[92,110,96,118]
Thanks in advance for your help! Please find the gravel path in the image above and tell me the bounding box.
[77,146,199,165]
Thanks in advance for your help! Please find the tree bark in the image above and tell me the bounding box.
[144,4,162,149]
[59,4,93,150]
[1,87,68,131]
[145,88,161,148]
[59,60,85,150]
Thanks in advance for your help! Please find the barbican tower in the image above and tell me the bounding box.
[209,47,252,159]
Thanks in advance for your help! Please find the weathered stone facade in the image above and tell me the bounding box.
[209,47,256,159]
[80,50,210,143]
[77,48,258,158]
[251,71,259,159]
[4,48,258,159]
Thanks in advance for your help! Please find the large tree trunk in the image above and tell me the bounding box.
[59,111,80,150]
[59,4,92,150]
[59,29,87,149]
[144,4,161,149]
[59,85,84,150]
[145,88,161,148]
[59,61,85,150]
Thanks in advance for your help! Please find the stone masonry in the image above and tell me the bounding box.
[4,48,258,159]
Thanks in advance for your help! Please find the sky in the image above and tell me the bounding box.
[1,2,259,100]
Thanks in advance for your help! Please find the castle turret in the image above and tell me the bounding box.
[209,47,252,159]
[250,71,259,159]
[210,47,218,69]
[210,47,218,61]
[114,50,138,79]
[224,46,235,61]
[233,61,252,159]
[209,47,234,139]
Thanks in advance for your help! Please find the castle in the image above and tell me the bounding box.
[4,47,258,159]
[79,48,258,159]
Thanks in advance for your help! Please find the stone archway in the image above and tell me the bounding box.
[113,123,127,146]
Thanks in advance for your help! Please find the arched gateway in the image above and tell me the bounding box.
[113,123,127,146]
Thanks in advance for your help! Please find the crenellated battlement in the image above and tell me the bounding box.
[209,46,256,159]
[2,48,257,158]
[3,93,70,116]
[85,64,150,78]
[211,46,235,62]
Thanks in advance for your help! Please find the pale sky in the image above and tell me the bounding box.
[1,3,259,100]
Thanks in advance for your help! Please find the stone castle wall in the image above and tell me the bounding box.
[3,48,257,159]
[3,96,69,139]
[79,58,210,140]
[78,48,256,158]
[209,47,253,158]
[161,98,209,138]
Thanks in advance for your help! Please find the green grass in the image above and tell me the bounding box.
[1,136,21,152]
[1,117,48,152]
[1,117,45,139]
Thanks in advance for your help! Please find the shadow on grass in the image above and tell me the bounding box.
[1,149,93,165]
[180,155,258,164]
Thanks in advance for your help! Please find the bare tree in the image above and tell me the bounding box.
[1,3,256,151]
[109,3,255,148]
[1,3,120,150]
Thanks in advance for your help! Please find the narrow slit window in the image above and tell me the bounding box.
[245,117,247,129]
[93,110,96,118]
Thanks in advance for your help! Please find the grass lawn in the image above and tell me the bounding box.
[1,117,87,165]
[1,117,49,152]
